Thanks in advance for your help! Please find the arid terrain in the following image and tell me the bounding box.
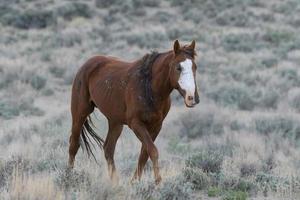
[1,0,300,199]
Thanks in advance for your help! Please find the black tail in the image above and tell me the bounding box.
[80,116,104,162]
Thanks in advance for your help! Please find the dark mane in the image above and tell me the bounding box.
[138,51,160,108]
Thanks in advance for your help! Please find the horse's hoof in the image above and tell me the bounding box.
[155,176,162,185]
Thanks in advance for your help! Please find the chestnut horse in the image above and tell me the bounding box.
[68,40,199,184]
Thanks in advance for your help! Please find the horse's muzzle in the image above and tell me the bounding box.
[184,94,199,108]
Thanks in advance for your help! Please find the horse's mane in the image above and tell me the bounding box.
[138,51,161,108]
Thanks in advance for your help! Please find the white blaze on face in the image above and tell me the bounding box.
[178,59,195,96]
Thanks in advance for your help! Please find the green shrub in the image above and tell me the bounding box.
[183,167,210,190]
[95,0,119,8]
[216,9,251,27]
[235,179,257,193]
[272,1,298,14]
[263,30,294,46]
[30,75,47,90]
[208,186,222,197]
[256,89,279,109]
[167,137,191,155]
[0,71,19,89]
[254,117,293,135]
[41,88,54,96]
[55,2,92,20]
[126,31,168,48]
[222,33,262,52]
[4,9,55,29]
[230,120,246,131]
[186,150,223,173]
[158,175,193,200]
[178,111,224,139]
[130,180,157,200]
[0,101,20,119]
[288,89,300,112]
[0,97,44,120]
[207,84,255,111]
[223,190,247,200]
[240,163,257,177]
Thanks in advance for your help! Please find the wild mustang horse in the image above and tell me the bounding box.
[68,40,199,184]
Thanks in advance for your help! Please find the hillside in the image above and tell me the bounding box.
[0,0,300,199]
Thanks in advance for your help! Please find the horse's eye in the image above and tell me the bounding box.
[176,64,182,72]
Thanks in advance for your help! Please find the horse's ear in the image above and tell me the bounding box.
[173,40,180,55]
[189,40,196,50]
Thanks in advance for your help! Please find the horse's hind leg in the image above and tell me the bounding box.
[103,120,123,183]
[68,98,94,168]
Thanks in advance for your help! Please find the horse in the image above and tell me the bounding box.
[68,40,199,184]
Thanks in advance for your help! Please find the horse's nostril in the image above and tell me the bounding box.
[187,96,194,101]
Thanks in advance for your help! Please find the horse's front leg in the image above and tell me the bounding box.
[131,124,162,182]
[130,119,162,184]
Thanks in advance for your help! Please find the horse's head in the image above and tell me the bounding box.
[169,40,199,108]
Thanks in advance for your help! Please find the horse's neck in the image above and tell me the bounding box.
[151,53,173,102]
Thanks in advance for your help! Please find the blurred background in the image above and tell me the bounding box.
[0,0,300,199]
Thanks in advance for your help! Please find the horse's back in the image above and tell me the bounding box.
[75,55,134,123]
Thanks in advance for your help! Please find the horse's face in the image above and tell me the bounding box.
[170,40,199,108]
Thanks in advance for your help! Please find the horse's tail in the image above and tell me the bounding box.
[80,116,104,161]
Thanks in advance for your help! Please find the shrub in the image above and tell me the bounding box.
[182,9,203,23]
[0,71,19,89]
[178,111,224,139]
[126,31,168,48]
[95,0,119,8]
[158,175,193,200]
[30,75,47,90]
[41,88,54,96]
[216,8,251,27]
[0,97,44,120]
[183,167,210,190]
[167,137,191,155]
[254,116,300,141]
[208,186,222,197]
[240,163,257,177]
[207,84,255,111]
[0,101,20,119]
[276,67,300,90]
[222,33,262,52]
[55,2,92,20]
[235,179,257,193]
[230,120,246,131]
[223,190,247,200]
[256,88,279,109]
[288,88,300,112]
[4,9,55,29]
[130,180,157,200]
[186,150,223,173]
[263,30,294,46]
[254,117,293,135]
[19,98,45,117]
